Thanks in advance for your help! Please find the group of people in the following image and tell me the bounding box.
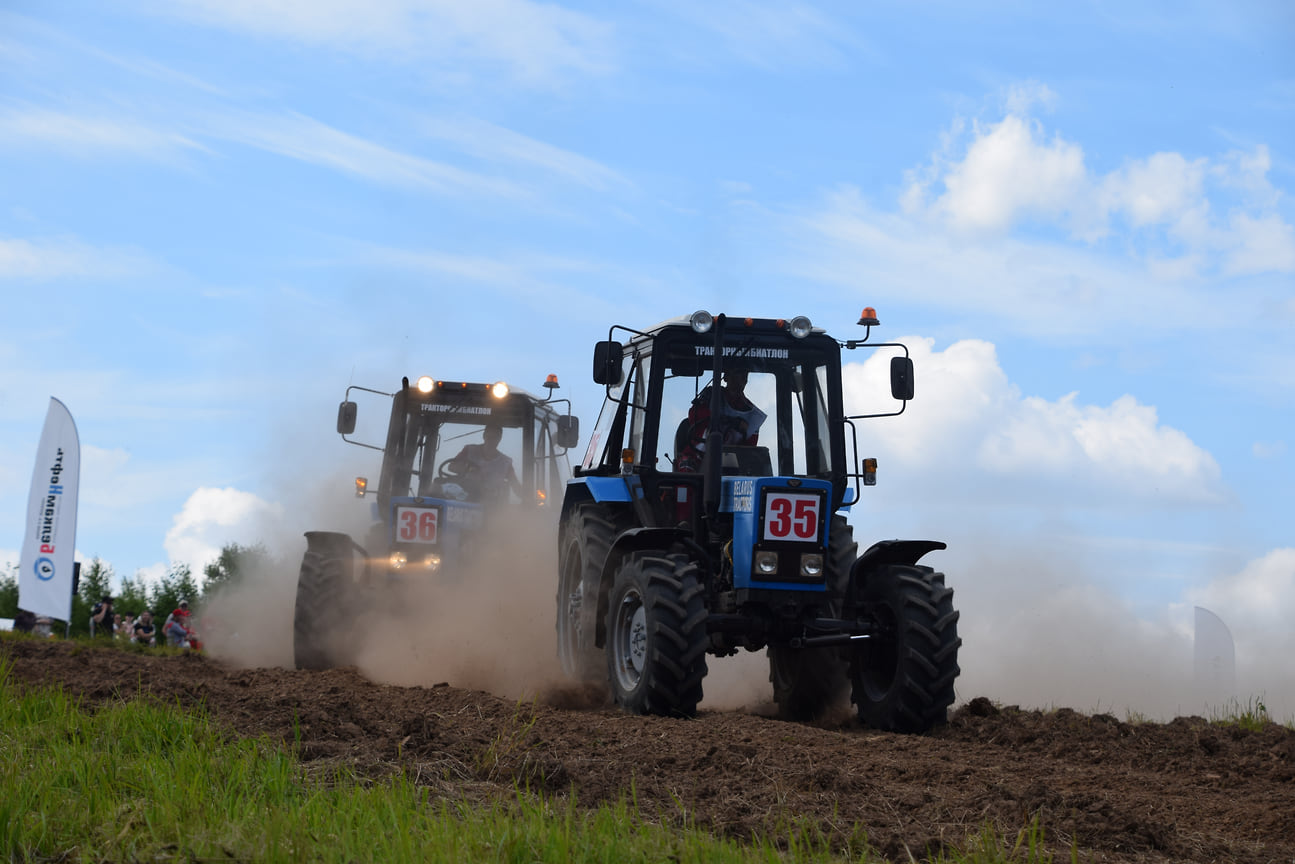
[89,596,199,649]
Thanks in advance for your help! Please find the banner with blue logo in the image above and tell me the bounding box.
[19,398,80,622]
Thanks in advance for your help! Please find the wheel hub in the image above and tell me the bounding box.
[612,588,648,690]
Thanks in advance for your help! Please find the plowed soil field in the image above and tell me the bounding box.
[4,638,1292,863]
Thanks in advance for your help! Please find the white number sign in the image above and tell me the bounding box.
[394,506,439,544]
[762,493,820,541]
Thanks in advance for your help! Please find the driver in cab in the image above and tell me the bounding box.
[452,423,524,503]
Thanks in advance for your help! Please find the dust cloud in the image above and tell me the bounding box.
[348,513,566,698]
[198,482,573,701]
[197,473,1288,722]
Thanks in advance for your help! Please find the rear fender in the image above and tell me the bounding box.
[594,526,693,648]
[850,539,946,587]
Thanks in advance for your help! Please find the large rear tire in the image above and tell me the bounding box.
[557,505,621,682]
[606,552,708,717]
[768,516,858,721]
[848,563,960,733]
[293,531,361,671]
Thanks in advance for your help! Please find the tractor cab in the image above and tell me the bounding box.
[292,373,578,671]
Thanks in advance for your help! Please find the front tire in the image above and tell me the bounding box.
[768,515,858,721]
[847,563,960,733]
[293,531,361,671]
[606,552,708,717]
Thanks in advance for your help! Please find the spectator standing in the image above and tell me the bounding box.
[164,600,193,648]
[90,595,114,638]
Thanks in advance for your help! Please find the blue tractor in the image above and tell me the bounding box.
[294,374,579,670]
[556,311,959,732]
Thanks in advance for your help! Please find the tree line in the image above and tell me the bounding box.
[0,542,273,637]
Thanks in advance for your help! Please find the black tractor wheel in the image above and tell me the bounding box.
[768,515,858,720]
[847,563,960,733]
[556,505,620,682]
[293,531,361,671]
[605,552,708,717]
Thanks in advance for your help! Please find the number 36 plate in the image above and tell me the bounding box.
[395,506,439,544]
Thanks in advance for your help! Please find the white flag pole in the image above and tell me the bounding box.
[18,398,81,623]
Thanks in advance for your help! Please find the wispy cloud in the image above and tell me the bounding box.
[0,105,207,159]
[205,111,524,198]
[420,116,628,191]
[150,0,615,86]
[0,236,156,281]
[645,0,867,69]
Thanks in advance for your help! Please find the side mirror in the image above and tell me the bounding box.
[890,357,914,402]
[593,340,624,386]
[555,415,580,449]
[337,401,358,435]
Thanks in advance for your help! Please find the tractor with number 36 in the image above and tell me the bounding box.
[556,310,960,732]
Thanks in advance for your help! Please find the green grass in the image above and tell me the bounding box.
[0,650,1071,863]
[1209,694,1285,731]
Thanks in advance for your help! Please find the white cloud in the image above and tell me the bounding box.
[1188,548,1295,630]
[154,0,614,86]
[1221,212,1295,276]
[1099,151,1207,229]
[206,111,523,198]
[842,337,1224,506]
[934,114,1087,233]
[0,236,155,281]
[0,106,205,159]
[1182,548,1295,713]
[895,91,1295,277]
[164,487,285,575]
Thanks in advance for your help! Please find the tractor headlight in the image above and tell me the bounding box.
[389,551,408,570]
[423,553,442,572]
[491,381,510,399]
[789,316,813,339]
[754,550,779,576]
[799,553,824,578]
[690,310,713,333]
[416,376,435,393]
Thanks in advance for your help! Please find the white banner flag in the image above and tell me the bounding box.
[18,398,81,621]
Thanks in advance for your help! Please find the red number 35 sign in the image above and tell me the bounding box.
[762,493,820,541]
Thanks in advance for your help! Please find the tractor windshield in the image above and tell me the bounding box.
[581,325,843,482]
[655,338,839,478]
[378,388,571,508]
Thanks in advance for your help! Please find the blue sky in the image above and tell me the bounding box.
[2,1,1292,717]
